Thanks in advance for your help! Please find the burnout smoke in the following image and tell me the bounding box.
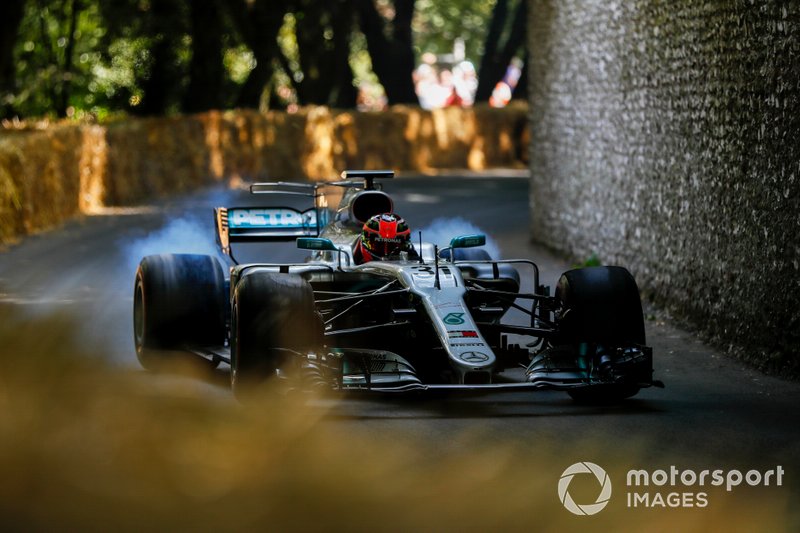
[419,217,501,258]
[124,216,221,273]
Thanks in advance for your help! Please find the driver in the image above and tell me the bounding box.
[354,213,416,264]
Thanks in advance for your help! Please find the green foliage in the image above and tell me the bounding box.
[1,0,499,120]
[12,0,106,118]
[413,0,496,64]
[572,254,602,269]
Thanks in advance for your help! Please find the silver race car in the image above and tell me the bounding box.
[134,170,662,401]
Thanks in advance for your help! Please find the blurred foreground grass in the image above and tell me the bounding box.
[0,308,793,532]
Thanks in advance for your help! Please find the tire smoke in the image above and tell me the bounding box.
[419,217,501,258]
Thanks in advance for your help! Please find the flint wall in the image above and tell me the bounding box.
[528,0,799,373]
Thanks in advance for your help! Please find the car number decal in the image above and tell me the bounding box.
[410,266,456,288]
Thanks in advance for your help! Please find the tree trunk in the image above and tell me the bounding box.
[137,0,185,115]
[329,0,358,108]
[183,0,224,113]
[278,0,358,108]
[56,0,81,117]
[493,0,527,92]
[356,0,418,106]
[227,0,287,109]
[475,0,510,103]
[389,0,418,104]
[0,0,26,117]
[476,0,527,104]
[294,1,331,105]
[511,52,528,101]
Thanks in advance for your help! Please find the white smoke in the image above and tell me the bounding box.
[124,217,221,273]
[418,217,501,259]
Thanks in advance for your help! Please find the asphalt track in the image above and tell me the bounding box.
[1,173,798,521]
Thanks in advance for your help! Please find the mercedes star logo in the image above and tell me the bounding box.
[460,351,489,363]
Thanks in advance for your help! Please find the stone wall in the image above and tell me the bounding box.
[0,103,528,245]
[528,0,799,373]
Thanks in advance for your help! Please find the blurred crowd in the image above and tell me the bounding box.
[357,53,523,112]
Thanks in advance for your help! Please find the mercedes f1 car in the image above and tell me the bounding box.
[134,170,662,401]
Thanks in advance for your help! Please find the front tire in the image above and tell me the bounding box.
[230,271,322,399]
[134,254,225,370]
[554,266,646,402]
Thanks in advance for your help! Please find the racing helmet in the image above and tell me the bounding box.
[359,213,411,261]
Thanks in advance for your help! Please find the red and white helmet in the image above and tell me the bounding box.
[359,213,411,262]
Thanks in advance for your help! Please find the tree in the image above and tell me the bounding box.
[277,0,358,108]
[512,51,528,101]
[225,0,288,109]
[10,0,115,119]
[136,0,188,115]
[3,0,512,118]
[412,0,495,65]
[0,0,28,117]
[56,0,82,117]
[356,0,418,105]
[474,0,526,103]
[182,0,225,113]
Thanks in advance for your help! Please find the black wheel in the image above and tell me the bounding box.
[134,254,226,370]
[554,266,646,402]
[555,266,645,346]
[230,271,323,399]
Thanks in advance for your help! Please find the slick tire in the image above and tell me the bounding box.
[230,271,323,400]
[554,266,646,402]
[133,254,226,370]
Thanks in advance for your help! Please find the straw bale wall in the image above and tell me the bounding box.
[0,104,527,244]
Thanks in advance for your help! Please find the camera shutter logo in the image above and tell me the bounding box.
[558,462,612,516]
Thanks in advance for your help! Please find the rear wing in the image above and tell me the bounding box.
[215,206,320,257]
[215,169,394,261]
[340,170,393,190]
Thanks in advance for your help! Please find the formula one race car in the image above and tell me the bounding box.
[133,170,662,401]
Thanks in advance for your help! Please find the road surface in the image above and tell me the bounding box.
[1,174,797,527]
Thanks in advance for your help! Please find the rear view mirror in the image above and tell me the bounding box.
[450,234,486,249]
[297,237,338,251]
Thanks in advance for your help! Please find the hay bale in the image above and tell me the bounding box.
[0,105,529,243]
[472,102,529,169]
[0,140,25,244]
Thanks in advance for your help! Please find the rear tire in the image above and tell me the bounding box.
[133,254,225,370]
[230,271,322,399]
[554,266,645,402]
